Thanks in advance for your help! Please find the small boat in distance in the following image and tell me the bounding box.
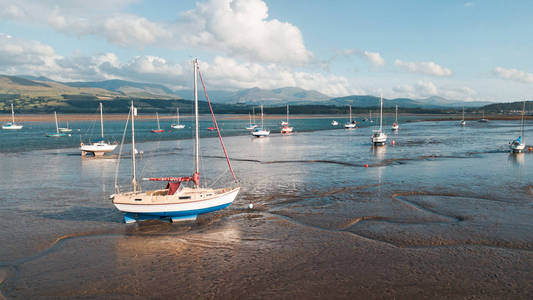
[280,104,294,134]
[171,108,185,129]
[479,111,489,122]
[152,112,164,133]
[509,101,526,153]
[2,103,23,130]
[331,120,339,126]
[58,120,72,133]
[460,106,466,126]
[80,102,118,157]
[371,94,387,146]
[246,107,258,130]
[46,112,68,137]
[344,105,357,129]
[391,104,399,131]
[252,105,270,137]
[111,59,240,223]
[369,111,374,123]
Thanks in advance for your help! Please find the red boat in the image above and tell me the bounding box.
[151,112,164,133]
[151,129,164,133]
[207,127,216,131]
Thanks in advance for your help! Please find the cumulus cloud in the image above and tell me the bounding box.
[493,67,533,84]
[392,80,476,100]
[363,51,385,66]
[0,0,312,64]
[0,34,355,96]
[394,59,453,77]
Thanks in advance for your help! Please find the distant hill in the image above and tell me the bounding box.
[63,79,176,98]
[176,86,330,104]
[329,95,491,108]
[482,100,533,113]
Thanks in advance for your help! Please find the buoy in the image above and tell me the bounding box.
[364,164,368,168]
[529,146,533,151]
[248,203,254,209]
[391,140,395,145]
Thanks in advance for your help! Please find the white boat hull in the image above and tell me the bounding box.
[281,126,294,134]
[113,187,240,221]
[391,124,399,131]
[372,131,387,145]
[80,142,118,153]
[252,129,270,137]
[331,121,338,126]
[171,124,185,129]
[510,142,525,153]
[2,123,22,130]
[344,123,356,129]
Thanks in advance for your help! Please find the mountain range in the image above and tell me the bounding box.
[0,74,495,112]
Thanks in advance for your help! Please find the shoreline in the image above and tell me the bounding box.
[1,113,529,122]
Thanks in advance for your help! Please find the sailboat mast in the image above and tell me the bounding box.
[131,101,137,192]
[261,105,264,128]
[194,59,200,182]
[395,105,398,123]
[252,107,256,123]
[379,94,383,131]
[100,102,104,138]
[521,100,526,137]
[287,104,289,124]
[177,108,180,125]
[11,103,15,123]
[248,112,251,125]
[156,112,161,130]
[54,111,59,134]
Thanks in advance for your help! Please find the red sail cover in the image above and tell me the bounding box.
[148,172,200,186]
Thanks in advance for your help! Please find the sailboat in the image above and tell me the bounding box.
[58,120,72,133]
[280,104,294,134]
[479,110,488,122]
[331,120,339,126]
[460,106,466,126]
[371,94,387,146]
[2,103,23,130]
[391,105,399,131]
[152,112,164,133]
[344,105,356,129]
[252,105,270,137]
[369,111,374,123]
[171,108,185,129]
[509,101,526,153]
[246,107,258,130]
[46,112,67,137]
[80,102,118,157]
[111,59,240,223]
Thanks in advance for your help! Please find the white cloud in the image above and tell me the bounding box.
[392,80,476,100]
[394,59,453,77]
[363,51,385,66]
[493,67,533,84]
[0,0,312,64]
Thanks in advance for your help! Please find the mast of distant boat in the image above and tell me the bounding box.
[177,107,180,126]
[380,94,383,131]
[521,100,526,139]
[261,105,264,129]
[349,105,352,123]
[100,102,104,139]
[11,103,15,123]
[194,59,200,187]
[54,111,59,134]
[286,104,289,125]
[131,101,137,192]
[395,105,398,124]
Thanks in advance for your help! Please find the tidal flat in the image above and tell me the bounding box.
[1,119,532,299]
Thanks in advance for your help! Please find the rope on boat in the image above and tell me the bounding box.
[198,70,238,183]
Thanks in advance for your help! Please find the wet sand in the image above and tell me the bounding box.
[1,120,533,298]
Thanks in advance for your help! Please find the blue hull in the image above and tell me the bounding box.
[122,202,232,223]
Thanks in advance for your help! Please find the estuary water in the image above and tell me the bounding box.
[0,116,532,298]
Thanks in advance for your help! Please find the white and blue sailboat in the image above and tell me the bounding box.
[111,59,240,223]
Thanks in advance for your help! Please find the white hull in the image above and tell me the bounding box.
[113,187,240,215]
[344,123,356,129]
[80,142,118,153]
[252,129,270,137]
[246,124,258,130]
[171,124,185,129]
[372,131,387,145]
[391,124,399,131]
[510,142,525,153]
[2,124,22,130]
[331,121,338,126]
[281,121,288,126]
[59,128,72,133]
[460,120,466,126]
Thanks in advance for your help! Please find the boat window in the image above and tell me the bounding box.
[206,194,213,196]
[179,196,191,200]
[135,198,142,201]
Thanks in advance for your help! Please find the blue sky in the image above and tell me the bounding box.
[1,0,532,101]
